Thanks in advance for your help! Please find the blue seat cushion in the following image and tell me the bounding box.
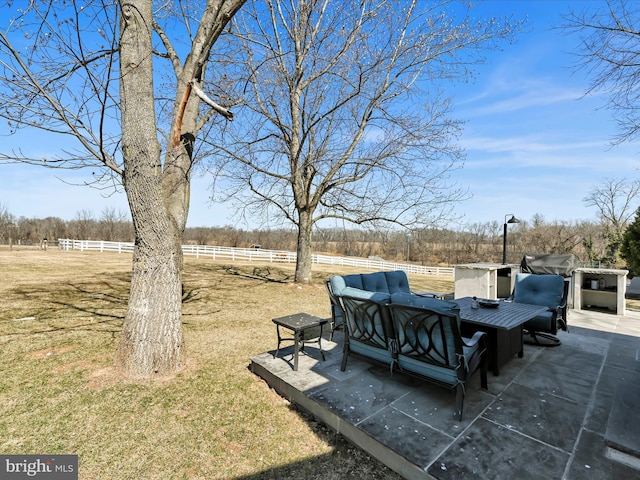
[525,310,554,330]
[350,339,393,366]
[397,340,481,386]
[334,286,391,303]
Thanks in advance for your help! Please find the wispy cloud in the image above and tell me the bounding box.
[460,86,584,117]
[460,134,606,155]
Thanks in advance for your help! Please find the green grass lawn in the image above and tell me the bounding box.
[0,248,454,479]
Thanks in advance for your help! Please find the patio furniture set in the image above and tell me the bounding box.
[272,268,568,421]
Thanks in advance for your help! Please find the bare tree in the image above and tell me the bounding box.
[584,177,640,230]
[0,0,245,378]
[99,207,131,241]
[70,210,96,240]
[566,0,640,144]
[0,203,15,244]
[583,177,640,265]
[207,0,521,283]
[39,216,68,244]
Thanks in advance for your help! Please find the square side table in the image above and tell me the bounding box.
[272,313,328,371]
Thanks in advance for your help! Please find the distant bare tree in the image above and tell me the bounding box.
[579,220,608,266]
[184,227,213,246]
[584,178,640,230]
[99,207,130,241]
[465,223,491,257]
[70,210,96,240]
[0,203,15,244]
[584,177,640,264]
[517,217,581,257]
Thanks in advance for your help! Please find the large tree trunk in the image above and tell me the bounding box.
[115,0,183,378]
[294,210,314,284]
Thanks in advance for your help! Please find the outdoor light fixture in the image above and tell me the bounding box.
[502,214,520,264]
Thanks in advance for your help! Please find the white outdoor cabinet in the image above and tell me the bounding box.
[573,268,628,315]
[454,263,519,300]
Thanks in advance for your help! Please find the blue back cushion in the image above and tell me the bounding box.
[382,271,411,294]
[387,299,461,366]
[361,272,391,293]
[330,270,411,296]
[513,273,564,309]
[337,273,365,291]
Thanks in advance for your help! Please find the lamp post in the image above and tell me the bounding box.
[502,214,520,264]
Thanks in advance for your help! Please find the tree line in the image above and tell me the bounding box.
[0,203,621,269]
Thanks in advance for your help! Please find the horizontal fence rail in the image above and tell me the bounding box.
[57,239,454,277]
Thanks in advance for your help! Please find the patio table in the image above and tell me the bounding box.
[272,312,327,371]
[456,297,549,376]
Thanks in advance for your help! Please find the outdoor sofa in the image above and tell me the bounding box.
[328,270,487,421]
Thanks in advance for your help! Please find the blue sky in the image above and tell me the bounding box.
[451,0,639,227]
[1,1,637,229]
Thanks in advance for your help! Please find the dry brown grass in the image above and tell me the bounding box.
[0,247,454,479]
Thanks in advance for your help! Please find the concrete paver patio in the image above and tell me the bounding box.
[250,308,640,479]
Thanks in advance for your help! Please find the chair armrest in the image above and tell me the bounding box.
[412,291,439,298]
[554,296,568,316]
[462,330,486,349]
[555,297,569,331]
[558,293,568,308]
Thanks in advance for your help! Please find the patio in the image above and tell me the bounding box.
[250,308,640,479]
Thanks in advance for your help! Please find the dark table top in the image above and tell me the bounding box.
[455,297,549,330]
[272,312,327,331]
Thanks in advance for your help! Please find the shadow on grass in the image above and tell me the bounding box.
[235,405,403,480]
[6,271,214,335]
[221,264,293,283]
[3,280,128,337]
[187,262,292,282]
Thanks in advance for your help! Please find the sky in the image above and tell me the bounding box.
[449,0,640,228]
[1,1,638,229]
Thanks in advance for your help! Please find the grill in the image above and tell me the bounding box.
[520,253,579,278]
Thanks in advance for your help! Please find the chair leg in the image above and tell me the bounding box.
[340,341,349,371]
[524,330,561,347]
[480,354,488,390]
[558,317,569,332]
[453,384,464,421]
[330,320,343,342]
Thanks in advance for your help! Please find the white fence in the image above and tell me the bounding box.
[57,238,454,277]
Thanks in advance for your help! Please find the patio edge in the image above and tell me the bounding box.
[249,354,436,480]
